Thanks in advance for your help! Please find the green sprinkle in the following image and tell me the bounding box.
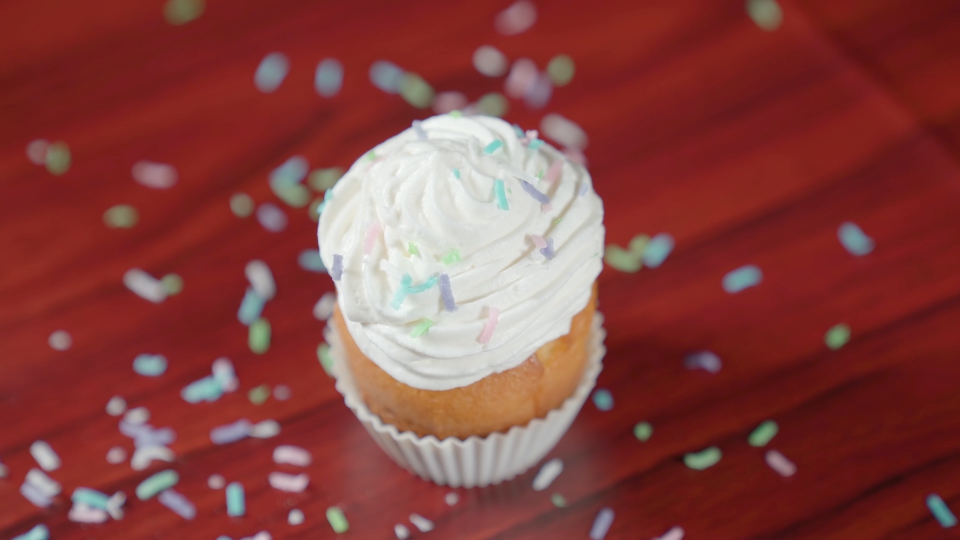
[441,248,461,265]
[477,92,508,117]
[326,506,349,533]
[399,73,435,109]
[407,242,420,256]
[308,197,324,222]
[604,245,642,272]
[537,170,545,179]
[746,0,783,31]
[551,493,567,508]
[684,446,722,470]
[226,482,245,516]
[410,319,433,337]
[546,54,575,86]
[365,151,376,161]
[317,343,334,375]
[163,0,204,25]
[927,493,958,528]
[483,139,503,154]
[633,421,653,441]
[103,204,139,228]
[249,318,271,354]
[248,384,271,405]
[230,193,254,217]
[552,217,563,226]
[275,184,310,208]
[136,469,179,500]
[161,273,183,295]
[44,141,71,175]
[748,420,779,447]
[494,179,509,210]
[449,110,462,118]
[308,167,344,192]
[825,323,850,350]
[453,168,460,179]
[628,234,650,255]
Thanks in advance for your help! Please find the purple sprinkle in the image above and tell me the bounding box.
[331,254,343,281]
[210,419,252,445]
[438,273,457,312]
[578,183,588,196]
[413,120,427,140]
[520,180,550,204]
[540,237,555,260]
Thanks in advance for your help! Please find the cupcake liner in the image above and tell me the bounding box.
[325,312,606,488]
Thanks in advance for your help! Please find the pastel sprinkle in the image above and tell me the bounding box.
[551,493,567,507]
[406,275,438,294]
[308,167,344,192]
[44,141,71,175]
[477,92,508,117]
[30,441,60,471]
[604,245,642,273]
[161,273,183,295]
[765,449,797,477]
[72,487,110,509]
[270,155,307,186]
[520,180,550,204]
[838,221,874,256]
[722,265,763,293]
[483,139,503,154]
[314,58,344,97]
[136,470,179,500]
[528,139,544,150]
[132,161,178,189]
[399,72,434,109]
[642,233,674,268]
[524,72,552,109]
[254,52,289,93]
[634,422,653,441]
[684,350,722,373]
[479,307,500,344]
[317,344,334,375]
[248,384,270,405]
[331,254,343,281]
[927,494,957,528]
[238,288,265,325]
[592,389,614,411]
[106,395,127,416]
[391,275,413,309]
[589,507,615,540]
[746,0,783,31]
[369,60,405,93]
[256,202,288,232]
[298,249,325,272]
[274,445,312,467]
[21,481,51,507]
[268,472,309,492]
[409,513,433,532]
[103,204,139,228]
[494,180,509,209]
[249,318,271,354]
[473,45,508,77]
[226,482,245,516]
[395,524,411,539]
[407,242,420,256]
[48,330,72,351]
[106,446,127,464]
[433,91,466,114]
[654,526,686,540]
[441,248,461,265]
[313,292,336,320]
[326,507,349,533]
[544,160,563,183]
[288,508,305,526]
[540,237,555,260]
[452,168,460,179]
[245,260,276,300]
[532,458,563,491]
[158,489,196,520]
[410,319,433,338]
[26,139,49,164]
[163,0,204,25]
[124,268,167,303]
[531,234,547,249]
[273,384,291,400]
[364,221,382,254]
[133,354,168,376]
[579,183,589,196]
[547,54,575,86]
[825,323,851,350]
[541,202,553,212]
[12,524,48,540]
[438,273,457,312]
[27,468,60,495]
[445,492,459,505]
[684,446,722,470]
[748,420,779,447]
[230,193,254,217]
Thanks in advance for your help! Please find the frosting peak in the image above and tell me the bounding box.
[318,114,604,390]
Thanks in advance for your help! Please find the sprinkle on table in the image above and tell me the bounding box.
[441,248,461,265]
[104,204,139,228]
[483,139,503,154]
[124,268,167,303]
[478,92,508,117]
[633,421,653,441]
[604,244,642,273]
[288,508,305,525]
[532,458,563,491]
[825,323,851,350]
[256,202,288,232]
[133,354,168,377]
[764,449,796,477]
[315,58,344,97]
[684,446,722,470]
[684,350,722,373]
[479,307,500,344]
[237,288,265,325]
[838,221,874,256]
[254,52,290,93]
[494,179,509,210]
[927,493,958,528]
[297,249,326,272]
[136,470,179,500]
[722,265,763,293]
[161,273,183,295]
[248,384,270,405]
[746,0,783,31]
[409,513,434,532]
[30,441,60,471]
[748,420,779,447]
[410,319,433,337]
[399,72,434,109]
[654,526,685,540]
[326,506,349,533]
[163,0,204,25]
[44,141,71,175]
[225,482,245,516]
[12,524,48,540]
[547,54,575,86]
[230,193,254,217]
[248,318,271,354]
[48,330,72,351]
[642,233,674,268]
[589,507,615,540]
[551,493,567,507]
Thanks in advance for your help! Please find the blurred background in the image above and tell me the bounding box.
[2,0,960,538]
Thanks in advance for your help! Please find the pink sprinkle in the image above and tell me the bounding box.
[563,148,587,166]
[132,161,178,189]
[478,307,500,344]
[544,160,563,183]
[364,221,382,254]
[541,203,553,212]
[530,234,547,249]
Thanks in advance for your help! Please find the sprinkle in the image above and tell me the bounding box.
[30,441,60,471]
[483,139,503,154]
[327,507,350,533]
[684,446,722,470]
[441,248,461,265]
[161,273,183,295]
[479,307,500,344]
[409,513,433,532]
[369,60,405,93]
[452,169,460,180]
[136,470,179,500]
[132,161,178,189]
[69,503,108,523]
[825,323,851,350]
[159,489,196,520]
[133,354,167,376]
[298,249,325,272]
[314,293,336,320]
[523,72,553,110]
[44,141,71,175]
[211,419,252,445]
[495,0,537,35]
[432,91,467,114]
[494,179,509,210]
[364,221,382,254]
[106,395,127,416]
[314,58,343,97]
[275,184,310,208]
[408,275,438,294]
[399,73,435,108]
[547,54,575,86]
[230,193,254,217]
[589,507,615,540]
[254,52,289,93]
[654,526,685,540]
[331,254,344,281]
[540,237,555,259]
[411,319,433,338]
[532,458,563,491]
[163,0,204,24]
[124,406,150,424]
[273,383,291,399]
[634,422,653,441]
[541,202,553,212]
[604,245,642,272]
[395,524,411,539]
[106,491,126,520]
[48,330,72,351]
[592,389,614,411]
[520,180,550,205]
[746,0,783,31]
[579,183,589,196]
[268,472,309,492]
[226,482,245,516]
[12,524,48,540]
[528,139,544,150]
[26,468,61,496]
[106,446,127,464]
[543,162,563,185]
[748,420,779,447]
[20,481,51,507]
[541,113,588,150]
[684,350,722,373]
[530,234,547,249]
[131,446,175,471]
[124,268,167,303]
[274,445,312,467]
[238,288,265,325]
[438,273,457,312]
[181,375,224,403]
[317,343,334,375]
[248,384,271,405]
[249,318,271,354]
[551,493,567,507]
[445,492,459,505]
[505,58,537,98]
[249,419,281,438]
[722,265,763,293]
[104,204,139,228]
[473,45,508,77]
[26,139,49,164]
[927,494,958,528]
[643,233,674,268]
[288,508,305,526]
[412,120,427,140]
[837,221,874,255]
[308,167,344,192]
[765,449,796,477]
[477,92,509,117]
[208,474,226,489]
[366,150,377,161]
[245,260,276,300]
[256,202,288,232]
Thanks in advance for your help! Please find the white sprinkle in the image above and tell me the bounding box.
[394,524,411,539]
[268,472,309,492]
[106,395,127,416]
[124,406,150,425]
[409,513,434,532]
[106,491,126,520]
[245,260,276,300]
[212,357,239,392]
[765,449,797,477]
[30,441,61,471]
[445,492,459,505]
[684,351,722,373]
[288,508,305,525]
[256,202,288,232]
[48,330,72,351]
[242,532,272,540]
[541,113,588,150]
[131,446,175,471]
[495,0,537,35]
[504,57,538,99]
[25,468,61,496]
[313,292,336,320]
[123,268,168,303]
[273,384,292,401]
[26,139,49,165]
[0,462,8,478]
[249,419,281,438]
[273,445,312,467]
[314,58,344,97]
[532,458,563,491]
[106,446,127,464]
[654,526,685,540]
[208,474,226,489]
[69,502,109,523]
[132,161,178,189]
[589,507,615,539]
[255,52,290,93]
[20,481,52,507]
[473,45,508,77]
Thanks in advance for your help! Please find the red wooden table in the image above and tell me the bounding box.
[2,0,960,538]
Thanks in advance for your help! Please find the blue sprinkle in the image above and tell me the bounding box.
[226,482,245,516]
[369,60,405,93]
[298,249,326,272]
[72,487,110,509]
[269,156,308,188]
[331,254,343,281]
[254,52,289,93]
[315,58,343,97]
[483,139,503,154]
[592,389,614,411]
[722,265,763,293]
[391,274,413,309]
[642,233,674,268]
[237,288,265,326]
[12,524,48,540]
[438,273,456,312]
[928,494,957,527]
[133,354,168,377]
[837,221,874,256]
[520,180,550,204]
[512,124,525,138]
[453,168,460,179]
[181,375,224,403]
[540,237,555,260]
[528,139,544,150]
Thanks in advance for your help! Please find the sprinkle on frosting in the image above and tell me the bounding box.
[412,120,427,140]
[540,237,555,260]
[494,179,509,210]
[410,319,433,337]
[544,160,563,183]
[520,180,550,204]
[407,242,419,256]
[512,124,525,138]
[438,274,456,312]
[364,221,382,254]
[541,203,553,212]
[441,248,461,265]
[530,234,547,249]
[406,275,438,294]
[483,139,503,154]
[390,274,413,309]
[528,139,544,150]
[453,168,460,179]
[478,307,500,344]
[330,254,343,281]
[579,183,589,196]
[449,110,462,118]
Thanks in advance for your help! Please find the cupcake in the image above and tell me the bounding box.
[318,114,605,485]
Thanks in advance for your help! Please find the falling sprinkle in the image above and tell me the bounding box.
[364,221,382,254]
[327,507,349,533]
[551,493,567,507]
[313,292,336,320]
[765,449,796,477]
[927,494,958,528]
[106,395,127,416]
[837,221,874,256]
[158,489,196,520]
[132,161,178,189]
[104,204,139,228]
[604,245,642,273]
[230,193,254,217]
[592,389,614,411]
[409,514,434,532]
[825,323,851,350]
[722,265,763,293]
[445,492,459,505]
[643,233,674,268]
[30,441,60,471]
[494,179,509,210]
[248,384,271,405]
[746,0,783,31]
[124,406,150,424]
[634,422,653,441]
[124,268,167,303]
[308,167,344,192]
[438,274,457,312]
[273,384,292,400]
[275,184,310,208]
[226,482,245,516]
[133,354,168,377]
[161,273,183,295]
[44,141,71,175]
[48,330,72,351]
[589,507,615,540]
[684,350,722,373]
[21,481,52,508]
[544,160,563,183]
[529,139,544,150]
[254,52,290,93]
[483,139,503,154]
[369,60,405,93]
[749,420,779,447]
[432,91,467,114]
[26,468,60,496]
[452,169,460,180]
[237,288,265,326]
[298,249,325,272]
[72,487,109,509]
[395,524,411,539]
[684,446,722,470]
[106,446,127,464]
[523,72,553,110]
[547,54,575,86]
[520,180,550,204]
[163,0,204,25]
[136,470,179,500]
[541,113,588,150]
[413,120,427,140]
[331,254,343,281]
[532,458,563,491]
[399,73,435,108]
[441,248,461,265]
[256,202,288,232]
[26,139,49,165]
[504,58,538,99]
[12,524,48,540]
[288,508,305,525]
[317,343,334,375]
[410,319,434,338]
[477,92,509,117]
[495,0,537,35]
[628,234,649,255]
[473,45,508,77]
[479,307,500,344]
[315,58,344,97]
[271,156,309,186]
[249,318,271,354]
[654,526,685,540]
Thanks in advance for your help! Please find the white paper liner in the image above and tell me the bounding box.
[326,312,606,488]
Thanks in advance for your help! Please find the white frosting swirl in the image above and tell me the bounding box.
[318,114,604,391]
